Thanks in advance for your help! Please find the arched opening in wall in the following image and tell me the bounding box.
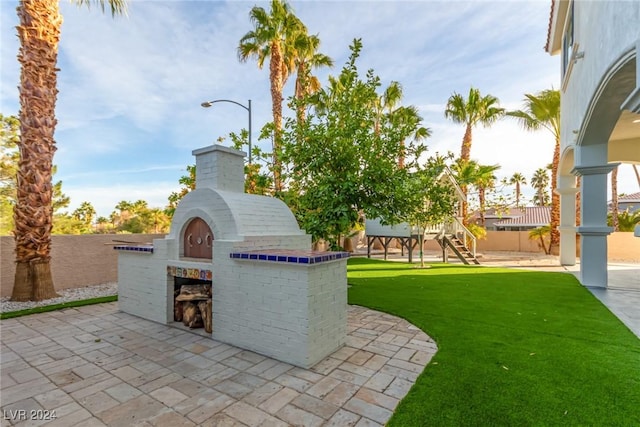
[184,217,213,259]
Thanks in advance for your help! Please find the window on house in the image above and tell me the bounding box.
[561,1,575,79]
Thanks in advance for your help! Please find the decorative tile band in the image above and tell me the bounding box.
[114,245,154,253]
[167,265,213,281]
[230,249,349,265]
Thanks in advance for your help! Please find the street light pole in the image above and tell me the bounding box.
[201,99,252,164]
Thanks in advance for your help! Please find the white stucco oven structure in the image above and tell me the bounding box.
[116,145,348,368]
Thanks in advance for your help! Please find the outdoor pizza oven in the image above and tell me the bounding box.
[116,145,348,368]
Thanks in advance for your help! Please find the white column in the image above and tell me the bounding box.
[557,183,578,266]
[571,164,618,288]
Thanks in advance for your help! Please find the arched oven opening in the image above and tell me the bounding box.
[183,217,213,259]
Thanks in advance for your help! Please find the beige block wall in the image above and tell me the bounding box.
[608,232,640,263]
[2,231,638,297]
[1,234,165,297]
[414,232,542,253]
[478,231,543,253]
[419,231,639,262]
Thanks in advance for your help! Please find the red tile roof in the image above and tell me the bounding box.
[544,0,555,52]
[493,206,551,227]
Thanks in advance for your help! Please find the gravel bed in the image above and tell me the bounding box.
[0,282,117,313]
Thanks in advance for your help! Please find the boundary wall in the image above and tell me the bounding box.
[2,231,638,296]
[1,234,164,297]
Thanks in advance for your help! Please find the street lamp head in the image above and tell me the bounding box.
[201,101,214,108]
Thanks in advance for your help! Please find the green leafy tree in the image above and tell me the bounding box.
[228,129,273,195]
[282,39,428,248]
[12,0,126,302]
[444,87,504,163]
[112,199,170,233]
[507,89,561,253]
[238,0,306,193]
[167,165,196,217]
[400,161,457,267]
[95,216,113,233]
[1,114,20,235]
[71,201,96,232]
[1,116,70,234]
[52,215,86,235]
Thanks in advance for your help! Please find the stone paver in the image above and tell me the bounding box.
[0,303,437,426]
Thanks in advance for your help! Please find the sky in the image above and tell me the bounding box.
[1,0,637,218]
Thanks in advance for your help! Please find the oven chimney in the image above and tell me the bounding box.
[192,145,245,192]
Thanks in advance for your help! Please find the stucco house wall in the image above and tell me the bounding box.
[559,1,640,159]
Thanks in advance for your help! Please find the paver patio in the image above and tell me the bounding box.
[0,303,436,426]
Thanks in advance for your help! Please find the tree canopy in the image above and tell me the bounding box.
[281,39,440,247]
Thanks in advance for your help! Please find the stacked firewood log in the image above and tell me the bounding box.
[174,284,212,333]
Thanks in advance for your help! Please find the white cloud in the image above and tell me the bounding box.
[3,0,637,218]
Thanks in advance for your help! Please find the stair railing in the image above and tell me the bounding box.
[444,217,476,257]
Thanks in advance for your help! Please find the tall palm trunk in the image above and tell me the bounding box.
[398,141,405,168]
[11,0,61,301]
[549,138,560,255]
[633,164,640,189]
[478,187,486,226]
[460,123,473,162]
[270,41,284,193]
[460,184,469,225]
[459,124,473,226]
[515,182,521,208]
[295,63,306,126]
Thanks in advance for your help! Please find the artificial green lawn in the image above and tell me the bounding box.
[0,295,117,320]
[347,258,640,426]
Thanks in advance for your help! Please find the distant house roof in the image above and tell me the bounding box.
[618,192,640,203]
[493,206,551,227]
[470,207,525,221]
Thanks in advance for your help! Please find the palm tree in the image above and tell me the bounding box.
[374,81,404,136]
[292,32,333,125]
[372,82,430,168]
[11,0,125,302]
[507,89,561,254]
[238,0,305,193]
[611,165,619,231]
[531,168,550,207]
[473,164,501,226]
[451,159,479,225]
[509,172,527,208]
[444,87,504,163]
[390,105,431,168]
[529,225,551,255]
